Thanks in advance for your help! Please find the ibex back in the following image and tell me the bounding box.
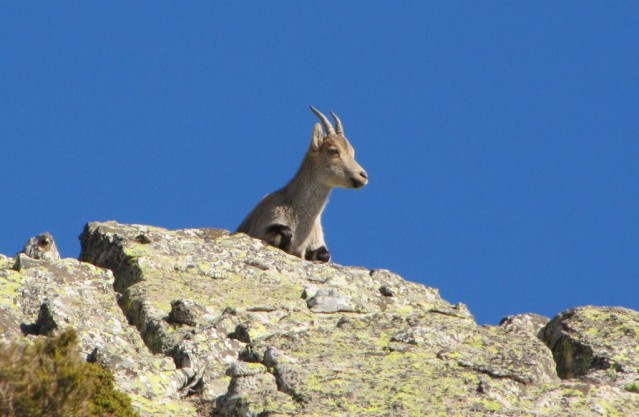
[237,106,368,262]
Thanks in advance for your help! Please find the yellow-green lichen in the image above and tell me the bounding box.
[478,399,502,412]
[596,400,624,417]
[562,388,585,397]
[131,395,196,417]
[0,270,25,311]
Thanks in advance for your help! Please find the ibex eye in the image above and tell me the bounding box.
[328,148,340,156]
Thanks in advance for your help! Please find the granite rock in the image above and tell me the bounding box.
[0,223,638,416]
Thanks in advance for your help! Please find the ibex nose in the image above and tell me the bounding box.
[353,170,368,188]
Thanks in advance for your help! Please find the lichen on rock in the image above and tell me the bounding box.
[1,223,639,416]
[540,306,639,386]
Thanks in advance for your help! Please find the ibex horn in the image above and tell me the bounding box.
[310,106,336,136]
[331,111,344,135]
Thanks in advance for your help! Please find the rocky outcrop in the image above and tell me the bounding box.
[0,240,195,415]
[1,221,638,416]
[540,307,639,385]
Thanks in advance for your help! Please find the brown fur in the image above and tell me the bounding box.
[237,107,368,262]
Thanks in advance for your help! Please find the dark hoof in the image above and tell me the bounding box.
[316,247,331,262]
[306,246,331,263]
[265,224,292,250]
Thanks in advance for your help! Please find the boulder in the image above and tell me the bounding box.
[540,306,639,388]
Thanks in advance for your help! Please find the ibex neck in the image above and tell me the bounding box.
[284,156,332,216]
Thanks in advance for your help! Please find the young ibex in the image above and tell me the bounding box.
[237,106,368,262]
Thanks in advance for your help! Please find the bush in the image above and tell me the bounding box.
[86,361,140,417]
[0,329,140,417]
[625,382,639,393]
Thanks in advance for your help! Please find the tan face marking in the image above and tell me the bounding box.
[317,135,368,189]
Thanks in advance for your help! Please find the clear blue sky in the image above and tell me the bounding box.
[2,3,637,325]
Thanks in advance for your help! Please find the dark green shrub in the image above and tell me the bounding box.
[0,328,139,417]
[625,382,639,393]
[86,362,139,417]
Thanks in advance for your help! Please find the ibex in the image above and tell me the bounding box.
[237,106,368,262]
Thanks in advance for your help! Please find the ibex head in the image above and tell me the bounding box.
[309,106,369,189]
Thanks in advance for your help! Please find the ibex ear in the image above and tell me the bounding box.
[310,123,324,151]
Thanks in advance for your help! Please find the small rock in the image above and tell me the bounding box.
[306,288,355,313]
[453,302,473,317]
[246,305,277,312]
[229,323,252,343]
[429,303,474,320]
[168,300,198,326]
[476,379,487,393]
[391,328,423,345]
[223,306,238,316]
[263,347,282,368]
[246,259,269,270]
[499,313,550,336]
[14,232,61,269]
[226,361,267,377]
[336,316,350,328]
[263,346,297,367]
[134,234,152,244]
[20,232,61,261]
[301,287,317,300]
[379,285,395,297]
[222,362,278,411]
